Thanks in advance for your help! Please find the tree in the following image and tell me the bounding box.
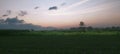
[79,21,87,32]
[79,21,85,27]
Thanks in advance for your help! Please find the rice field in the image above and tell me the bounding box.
[0,30,120,54]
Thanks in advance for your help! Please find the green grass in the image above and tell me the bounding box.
[0,30,120,54]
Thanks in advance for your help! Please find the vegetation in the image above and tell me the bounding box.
[0,28,120,54]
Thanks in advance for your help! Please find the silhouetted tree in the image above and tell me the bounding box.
[79,21,86,32]
[79,21,85,27]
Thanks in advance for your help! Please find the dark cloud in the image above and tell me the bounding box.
[1,10,28,17]
[0,16,24,24]
[2,10,12,17]
[18,10,28,16]
[2,14,9,17]
[48,6,58,10]
[34,6,39,9]
[0,17,56,30]
[5,16,24,24]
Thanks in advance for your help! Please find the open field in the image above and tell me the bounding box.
[0,30,120,54]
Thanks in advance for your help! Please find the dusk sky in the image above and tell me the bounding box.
[0,0,120,28]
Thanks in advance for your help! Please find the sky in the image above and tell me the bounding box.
[0,0,120,28]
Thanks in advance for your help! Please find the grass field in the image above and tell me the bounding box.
[0,30,120,54]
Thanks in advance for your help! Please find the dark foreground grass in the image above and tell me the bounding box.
[0,30,120,54]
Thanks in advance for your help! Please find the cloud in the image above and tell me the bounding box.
[1,10,28,17]
[72,1,120,15]
[34,6,39,9]
[48,6,58,10]
[0,17,56,30]
[62,0,90,11]
[61,3,66,6]
[46,0,90,16]
[7,10,12,15]
[48,0,120,16]
[0,16,24,24]
[2,10,12,17]
[2,14,9,17]
[5,17,24,24]
[18,10,28,16]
